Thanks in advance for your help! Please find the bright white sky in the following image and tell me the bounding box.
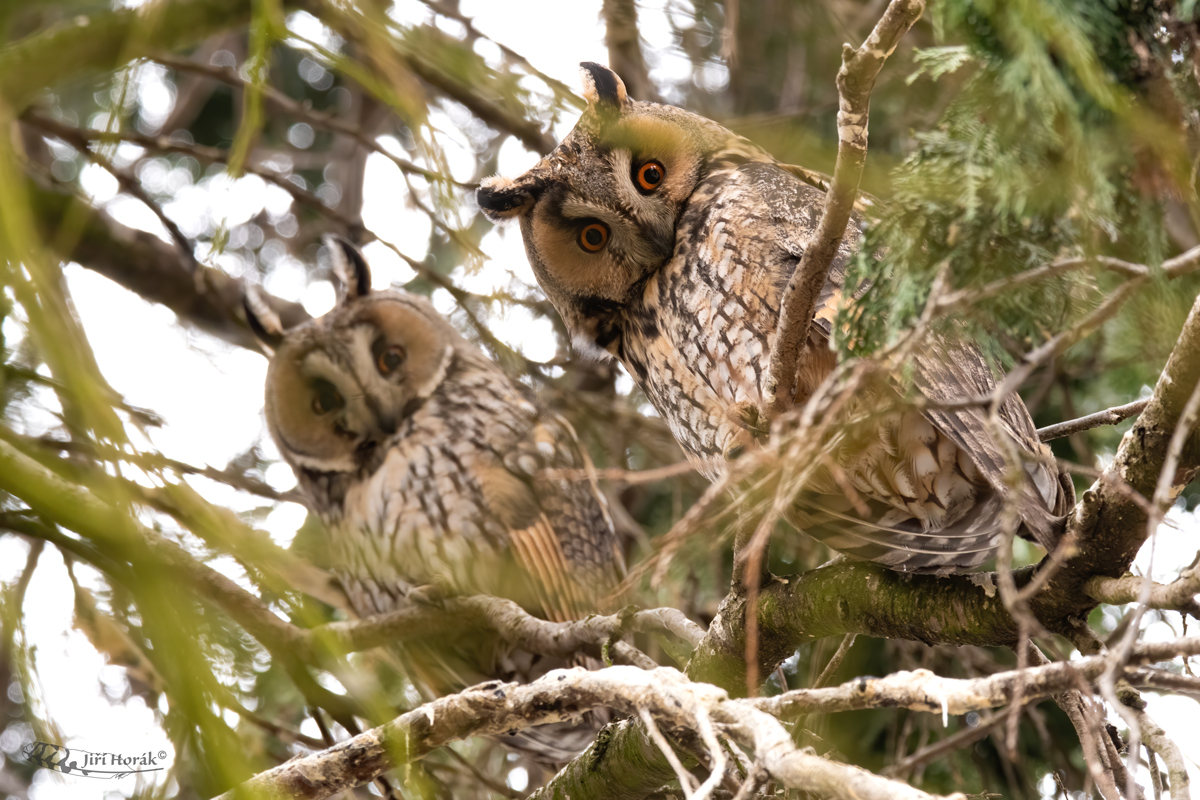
[1,2,1197,798]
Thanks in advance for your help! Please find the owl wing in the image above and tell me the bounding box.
[478,402,624,623]
[748,161,1071,569]
[908,341,1073,549]
[740,161,854,339]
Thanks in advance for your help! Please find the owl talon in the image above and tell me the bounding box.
[726,402,769,441]
[723,425,758,461]
[406,584,448,607]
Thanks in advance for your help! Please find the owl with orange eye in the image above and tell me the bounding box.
[245,237,625,762]
[478,63,1073,574]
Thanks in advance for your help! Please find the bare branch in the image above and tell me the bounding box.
[995,279,1145,404]
[764,0,926,418]
[933,257,1149,318]
[219,665,965,800]
[1164,243,1200,278]
[24,115,198,270]
[811,632,857,689]
[308,595,677,666]
[1086,567,1200,618]
[1038,399,1150,442]
[413,0,584,109]
[25,176,308,351]
[151,54,462,185]
[1126,696,1193,800]
[753,638,1200,718]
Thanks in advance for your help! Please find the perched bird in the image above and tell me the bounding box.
[477,63,1072,573]
[246,238,625,760]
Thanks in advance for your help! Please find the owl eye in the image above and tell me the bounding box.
[634,160,666,194]
[311,379,344,415]
[376,344,407,376]
[578,222,610,253]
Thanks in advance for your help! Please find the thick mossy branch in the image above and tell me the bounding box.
[690,565,1022,695]
[1030,291,1200,623]
[527,718,680,800]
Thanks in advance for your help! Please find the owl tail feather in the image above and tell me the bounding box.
[789,489,1022,574]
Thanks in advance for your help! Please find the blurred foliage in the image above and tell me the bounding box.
[0,1,1195,799]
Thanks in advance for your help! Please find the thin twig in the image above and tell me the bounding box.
[152,54,464,185]
[1037,399,1150,442]
[639,707,699,796]
[994,279,1145,403]
[543,461,697,486]
[1105,369,1200,798]
[25,115,198,270]
[811,633,857,689]
[933,257,1148,318]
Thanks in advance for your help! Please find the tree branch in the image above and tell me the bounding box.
[1038,399,1150,442]
[307,596,691,667]
[25,177,308,350]
[752,638,1200,717]
[1030,289,1200,623]
[1085,566,1200,619]
[222,635,1200,800]
[763,0,925,418]
[219,666,966,800]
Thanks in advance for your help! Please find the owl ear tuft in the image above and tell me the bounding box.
[243,285,285,355]
[477,174,542,221]
[325,235,372,302]
[580,62,627,112]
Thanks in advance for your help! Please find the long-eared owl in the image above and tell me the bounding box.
[477,63,1072,574]
[246,238,625,759]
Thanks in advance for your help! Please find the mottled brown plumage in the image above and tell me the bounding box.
[248,238,624,760]
[478,64,1072,573]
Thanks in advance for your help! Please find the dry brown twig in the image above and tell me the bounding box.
[24,115,199,270]
[152,54,463,184]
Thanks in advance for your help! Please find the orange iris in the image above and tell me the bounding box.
[636,160,665,192]
[579,222,609,252]
[377,345,406,376]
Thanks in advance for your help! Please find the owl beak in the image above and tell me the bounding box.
[364,394,399,436]
[355,437,378,465]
